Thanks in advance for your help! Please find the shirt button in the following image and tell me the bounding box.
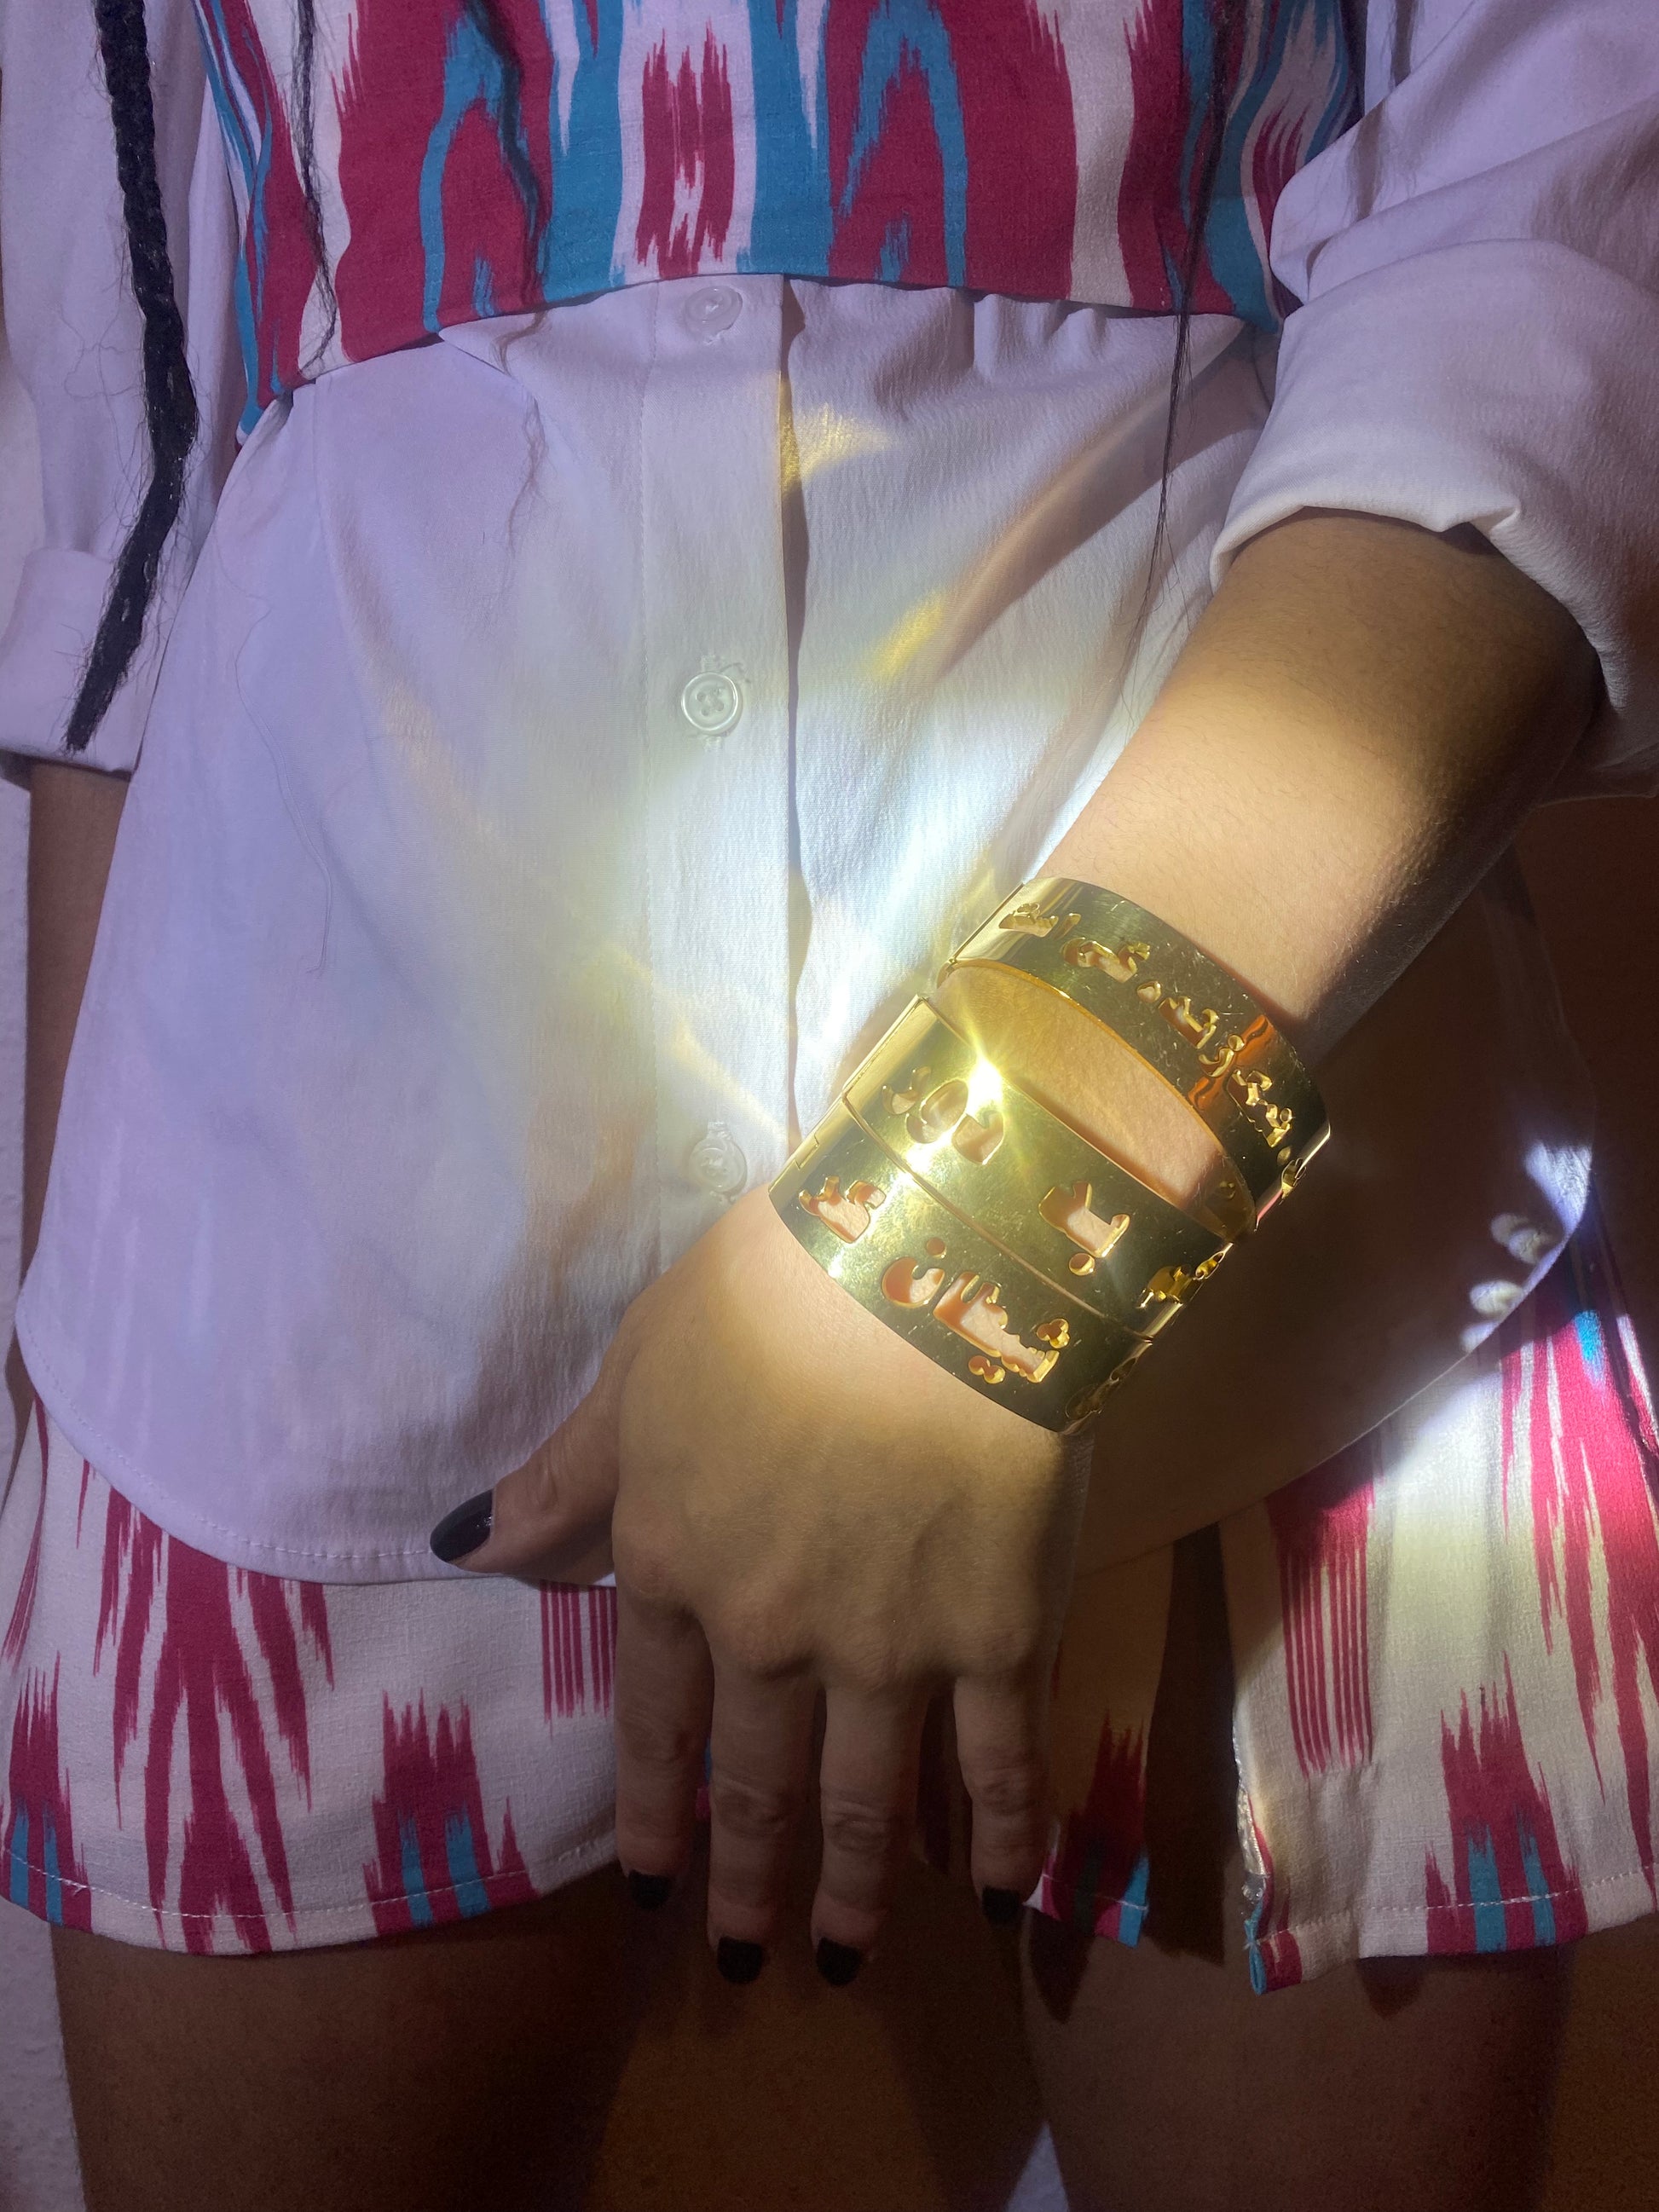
[679,663,744,739]
[688,1121,749,1199]
[684,283,743,340]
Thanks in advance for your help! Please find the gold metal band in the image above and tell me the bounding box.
[772,880,1330,1430]
[841,999,1230,1339]
[775,1098,1149,1434]
[943,878,1328,1227]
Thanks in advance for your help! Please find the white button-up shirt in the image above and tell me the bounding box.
[2,0,1656,1580]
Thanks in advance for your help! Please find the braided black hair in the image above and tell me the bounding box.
[65,0,200,753]
[463,0,544,253]
[69,0,1247,751]
[289,0,340,373]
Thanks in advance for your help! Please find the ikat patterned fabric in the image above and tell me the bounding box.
[4,1193,1656,1972]
[1040,1191,1659,1986]
[193,0,1360,429]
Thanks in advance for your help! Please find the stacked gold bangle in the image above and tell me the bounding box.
[771,878,1329,1434]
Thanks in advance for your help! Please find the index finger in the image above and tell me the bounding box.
[703,1658,818,1975]
[613,1582,714,1894]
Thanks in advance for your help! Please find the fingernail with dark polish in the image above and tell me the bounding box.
[716,1938,766,1986]
[816,1938,863,1988]
[627,1871,673,1911]
[430,1493,494,1565]
[981,1887,1022,1926]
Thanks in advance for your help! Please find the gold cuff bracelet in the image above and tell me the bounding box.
[777,1097,1148,1433]
[943,878,1328,1231]
[841,998,1229,1339]
[770,876,1329,1430]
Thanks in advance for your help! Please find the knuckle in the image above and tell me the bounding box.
[967,1604,1044,1684]
[613,1526,680,1614]
[512,1445,562,1522]
[714,1600,801,1684]
[717,1628,780,1682]
[818,1791,908,1866]
[963,1753,1046,1826]
[830,1642,910,1703]
[708,1770,803,1845]
[615,1702,703,1780]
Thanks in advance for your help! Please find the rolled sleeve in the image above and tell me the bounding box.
[0,0,244,781]
[0,552,160,779]
[1211,0,1659,795]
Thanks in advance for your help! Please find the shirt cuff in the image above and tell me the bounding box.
[1211,240,1659,798]
[0,546,159,779]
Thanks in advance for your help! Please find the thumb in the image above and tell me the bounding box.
[429,1366,622,1584]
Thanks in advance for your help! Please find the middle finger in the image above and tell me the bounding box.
[810,1683,929,1971]
[705,1656,818,1976]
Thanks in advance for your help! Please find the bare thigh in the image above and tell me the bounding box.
[53,1864,655,2212]
[1025,1528,1573,2212]
[52,1818,1049,2212]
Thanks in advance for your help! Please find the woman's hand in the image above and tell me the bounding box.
[434,1184,1089,1973]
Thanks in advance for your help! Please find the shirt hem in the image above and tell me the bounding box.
[14,1313,470,1585]
[1257,1864,1659,1992]
[1,1828,620,1955]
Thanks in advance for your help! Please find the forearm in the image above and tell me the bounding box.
[5,760,127,1454]
[20,762,127,1268]
[938,508,1601,1204]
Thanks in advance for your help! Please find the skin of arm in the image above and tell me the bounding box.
[932,504,1604,1565]
[936,506,1599,1195]
[4,761,128,1472]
